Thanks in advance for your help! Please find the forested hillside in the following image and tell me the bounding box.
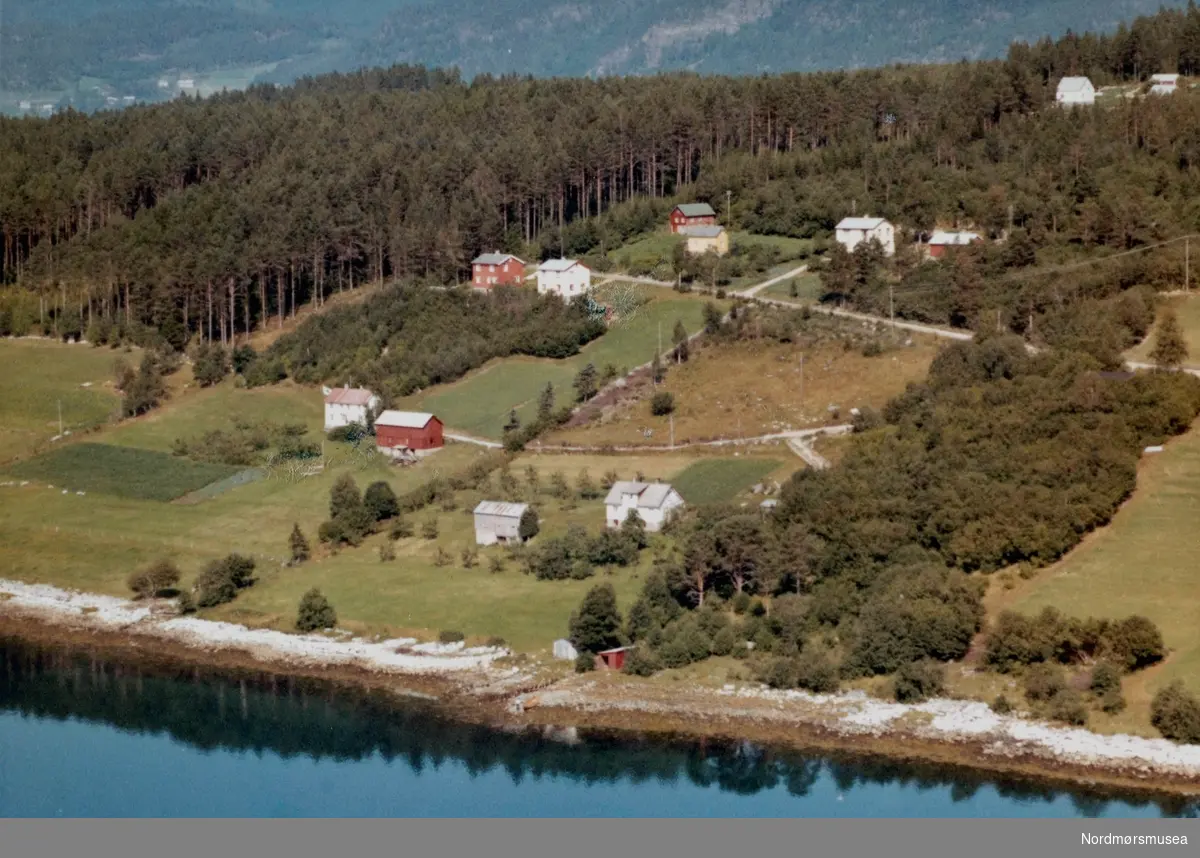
[6,7,1200,350]
[0,0,1184,107]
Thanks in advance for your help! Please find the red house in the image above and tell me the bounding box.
[471,252,526,289]
[669,203,717,234]
[375,410,444,456]
[594,646,632,671]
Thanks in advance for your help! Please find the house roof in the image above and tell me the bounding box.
[472,252,524,266]
[375,410,437,429]
[1151,73,1179,83]
[674,203,716,217]
[929,230,981,246]
[324,387,375,406]
[473,500,529,518]
[604,480,680,509]
[1057,76,1094,93]
[597,646,634,655]
[837,217,887,230]
[679,225,726,238]
[538,258,587,273]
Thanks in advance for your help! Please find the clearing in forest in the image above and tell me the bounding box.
[671,457,783,505]
[399,285,718,439]
[0,339,132,464]
[998,422,1200,733]
[1125,294,1200,368]
[549,336,940,448]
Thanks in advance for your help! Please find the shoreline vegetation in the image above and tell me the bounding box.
[4,578,1200,798]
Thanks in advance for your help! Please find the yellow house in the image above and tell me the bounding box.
[680,225,730,256]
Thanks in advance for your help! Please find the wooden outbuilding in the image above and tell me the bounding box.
[594,646,632,671]
[375,411,444,457]
[669,203,717,234]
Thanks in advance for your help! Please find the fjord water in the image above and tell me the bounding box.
[0,638,1190,818]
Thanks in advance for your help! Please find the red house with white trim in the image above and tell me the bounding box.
[471,253,526,289]
[375,411,444,457]
[669,203,717,234]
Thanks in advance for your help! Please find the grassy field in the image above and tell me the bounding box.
[549,337,940,447]
[671,457,782,505]
[0,339,133,464]
[1126,295,1200,367]
[992,422,1200,734]
[399,285,718,438]
[610,230,813,272]
[762,271,824,302]
[5,444,240,501]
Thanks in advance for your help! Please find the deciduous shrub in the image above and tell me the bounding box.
[1151,682,1200,743]
[194,553,256,608]
[127,559,181,599]
[892,660,946,703]
[438,630,465,643]
[650,391,676,416]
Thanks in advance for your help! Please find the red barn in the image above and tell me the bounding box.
[594,646,632,671]
[375,410,444,456]
[928,231,982,259]
[471,252,526,289]
[669,203,717,234]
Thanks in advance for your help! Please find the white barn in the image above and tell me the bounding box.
[835,217,896,256]
[1056,76,1095,106]
[536,259,591,300]
[604,481,685,533]
[473,501,530,546]
[323,387,379,432]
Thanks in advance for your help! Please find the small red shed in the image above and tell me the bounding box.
[669,203,717,234]
[471,252,526,289]
[594,646,632,671]
[375,410,444,454]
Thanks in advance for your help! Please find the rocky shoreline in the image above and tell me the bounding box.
[3,577,1200,796]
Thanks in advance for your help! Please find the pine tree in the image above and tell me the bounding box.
[363,480,399,521]
[289,523,310,564]
[504,409,521,433]
[1151,309,1188,369]
[537,382,555,423]
[329,474,362,520]
[573,363,598,402]
[568,583,623,654]
[650,351,665,384]
[672,319,689,363]
[296,588,337,632]
[518,507,540,541]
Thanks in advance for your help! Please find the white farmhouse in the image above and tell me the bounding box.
[835,217,896,256]
[323,387,379,432]
[1056,76,1095,106]
[1150,73,1180,95]
[473,501,530,546]
[604,481,685,533]
[536,259,591,300]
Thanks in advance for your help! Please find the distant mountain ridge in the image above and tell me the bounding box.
[0,0,1183,107]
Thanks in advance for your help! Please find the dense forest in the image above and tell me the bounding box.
[6,7,1200,352]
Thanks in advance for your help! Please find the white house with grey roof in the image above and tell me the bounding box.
[604,481,685,532]
[536,259,591,300]
[1056,76,1095,106]
[835,217,895,256]
[473,501,531,545]
[680,224,730,256]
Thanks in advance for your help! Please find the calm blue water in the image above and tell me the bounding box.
[0,638,1193,818]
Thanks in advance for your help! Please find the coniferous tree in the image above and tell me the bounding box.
[672,319,689,363]
[568,583,623,654]
[537,383,555,424]
[518,507,540,541]
[289,523,311,564]
[573,363,598,402]
[296,588,337,632]
[1151,309,1188,369]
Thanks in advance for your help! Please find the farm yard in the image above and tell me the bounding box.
[0,339,132,464]
[609,230,814,279]
[548,334,941,448]
[397,284,720,439]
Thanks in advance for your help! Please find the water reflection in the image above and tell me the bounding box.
[0,636,1194,817]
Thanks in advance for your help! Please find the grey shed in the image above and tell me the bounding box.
[473,500,530,546]
[553,639,579,661]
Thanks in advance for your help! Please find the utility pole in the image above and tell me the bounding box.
[799,355,805,403]
[889,284,895,329]
[996,308,1003,333]
[669,414,675,450]
[1186,237,1190,292]
[726,190,732,225]
[57,400,63,436]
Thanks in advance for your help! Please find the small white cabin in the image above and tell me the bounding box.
[323,387,379,432]
[536,259,591,300]
[604,481,685,533]
[1150,73,1180,96]
[835,217,895,256]
[1056,76,1095,106]
[473,501,530,546]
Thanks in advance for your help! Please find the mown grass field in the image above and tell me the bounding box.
[993,422,1200,735]
[0,339,133,464]
[609,230,813,272]
[400,285,718,439]
[5,443,240,501]
[762,271,824,302]
[549,337,940,447]
[671,457,782,505]
[1126,294,1200,368]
